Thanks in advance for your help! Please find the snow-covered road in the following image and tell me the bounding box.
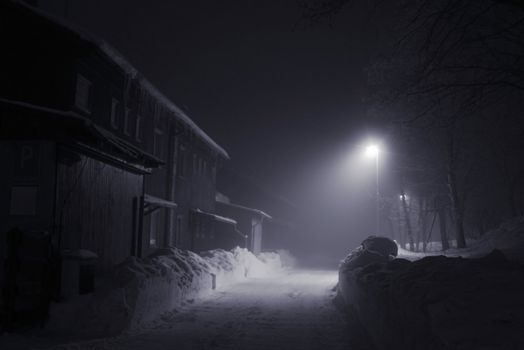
[53,269,350,350]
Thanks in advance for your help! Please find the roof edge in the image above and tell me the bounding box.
[11,0,230,160]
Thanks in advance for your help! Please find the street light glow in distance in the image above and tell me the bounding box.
[365,144,379,158]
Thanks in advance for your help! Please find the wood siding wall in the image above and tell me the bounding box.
[56,150,142,270]
[0,141,56,287]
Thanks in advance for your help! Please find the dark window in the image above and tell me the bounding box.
[193,154,197,175]
[110,98,119,129]
[175,215,183,246]
[9,186,37,216]
[154,128,164,159]
[74,74,91,112]
[124,108,131,135]
[149,211,159,247]
[135,115,143,142]
[177,145,186,177]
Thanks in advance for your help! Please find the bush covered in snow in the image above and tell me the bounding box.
[46,247,283,337]
[338,233,524,350]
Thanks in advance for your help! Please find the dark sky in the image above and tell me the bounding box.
[40,0,382,200]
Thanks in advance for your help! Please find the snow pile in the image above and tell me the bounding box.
[338,235,524,350]
[475,216,524,262]
[120,248,214,329]
[46,247,283,337]
[274,249,298,268]
[200,247,282,286]
[398,216,524,263]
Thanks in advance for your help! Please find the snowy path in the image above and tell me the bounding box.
[52,269,350,350]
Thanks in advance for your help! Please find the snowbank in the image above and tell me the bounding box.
[338,233,524,350]
[46,247,283,337]
[257,249,297,271]
[398,216,524,263]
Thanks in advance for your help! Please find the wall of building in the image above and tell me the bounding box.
[0,140,57,288]
[215,203,263,252]
[172,128,219,250]
[1,1,225,265]
[55,148,143,270]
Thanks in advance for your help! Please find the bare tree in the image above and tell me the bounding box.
[304,0,524,246]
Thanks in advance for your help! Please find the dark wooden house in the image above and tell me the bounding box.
[0,0,229,307]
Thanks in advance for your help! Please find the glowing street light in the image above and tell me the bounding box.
[365,144,380,235]
[365,144,379,158]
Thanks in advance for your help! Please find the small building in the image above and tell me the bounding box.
[190,209,246,252]
[217,167,298,252]
[215,194,272,255]
[0,0,229,313]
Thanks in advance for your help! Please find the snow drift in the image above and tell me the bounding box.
[337,221,524,350]
[46,247,284,337]
[399,216,524,263]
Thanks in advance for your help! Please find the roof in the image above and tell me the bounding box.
[0,98,164,170]
[10,0,229,159]
[193,208,238,225]
[144,194,178,209]
[91,125,164,167]
[216,201,272,220]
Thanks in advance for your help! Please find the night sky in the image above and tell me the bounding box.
[40,0,382,200]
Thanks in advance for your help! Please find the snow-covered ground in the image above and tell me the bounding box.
[1,249,352,350]
[29,269,348,350]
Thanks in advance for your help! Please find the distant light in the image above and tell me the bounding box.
[365,144,379,158]
[399,194,407,200]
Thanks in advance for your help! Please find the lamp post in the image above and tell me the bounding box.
[365,144,380,235]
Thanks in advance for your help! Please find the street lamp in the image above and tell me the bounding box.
[365,144,380,235]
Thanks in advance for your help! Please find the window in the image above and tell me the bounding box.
[177,146,186,177]
[74,74,91,112]
[10,186,37,216]
[154,127,164,159]
[195,220,202,239]
[135,115,143,142]
[123,108,131,135]
[110,98,119,129]
[200,221,206,238]
[175,215,183,246]
[149,211,159,247]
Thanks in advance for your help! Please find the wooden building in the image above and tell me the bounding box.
[217,167,298,252]
[0,0,229,300]
[215,195,272,255]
